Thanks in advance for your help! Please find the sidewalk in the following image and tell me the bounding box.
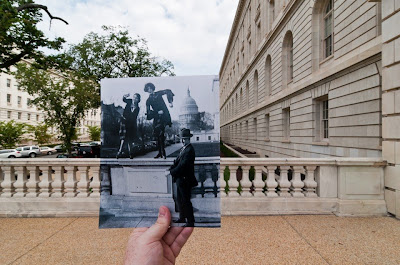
[1,215,399,265]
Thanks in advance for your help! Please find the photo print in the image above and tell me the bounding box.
[99,75,221,228]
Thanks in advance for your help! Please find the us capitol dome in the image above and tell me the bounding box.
[179,87,200,131]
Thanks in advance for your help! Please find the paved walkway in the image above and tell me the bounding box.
[1,215,400,265]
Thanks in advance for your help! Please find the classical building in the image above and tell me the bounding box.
[220,0,400,218]
[0,63,100,143]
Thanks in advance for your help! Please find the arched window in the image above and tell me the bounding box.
[246,80,250,108]
[240,87,243,113]
[253,70,259,105]
[311,0,334,71]
[235,93,238,116]
[265,55,272,98]
[282,31,293,87]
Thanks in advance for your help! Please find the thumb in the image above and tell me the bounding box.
[142,206,171,242]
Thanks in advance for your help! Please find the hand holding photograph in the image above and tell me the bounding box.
[99,75,221,228]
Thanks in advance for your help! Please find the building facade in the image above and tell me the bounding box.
[0,64,100,144]
[220,0,383,159]
[220,0,400,219]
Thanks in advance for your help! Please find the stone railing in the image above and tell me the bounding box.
[220,158,388,216]
[0,157,388,217]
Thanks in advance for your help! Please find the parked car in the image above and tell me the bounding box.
[15,146,41,158]
[0,149,22,158]
[77,144,100,158]
[56,153,83,158]
[40,146,57,155]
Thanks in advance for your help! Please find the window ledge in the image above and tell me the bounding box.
[312,141,329,146]
[281,140,291,143]
[320,55,334,65]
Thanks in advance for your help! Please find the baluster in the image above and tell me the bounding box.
[100,165,111,195]
[291,166,305,197]
[204,165,214,197]
[227,166,239,197]
[64,166,77,197]
[304,166,318,197]
[241,166,252,197]
[278,166,291,197]
[211,164,219,197]
[0,166,15,197]
[77,166,90,197]
[38,166,53,197]
[13,166,27,197]
[90,166,101,197]
[0,166,3,194]
[26,166,40,197]
[220,166,228,196]
[51,166,65,197]
[253,166,265,197]
[266,166,278,197]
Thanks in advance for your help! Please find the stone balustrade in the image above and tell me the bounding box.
[0,157,389,217]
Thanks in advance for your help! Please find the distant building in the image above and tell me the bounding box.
[0,62,100,144]
[179,87,219,142]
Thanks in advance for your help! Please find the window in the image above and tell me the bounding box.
[27,98,32,107]
[6,79,11,88]
[18,96,21,106]
[196,137,199,141]
[314,97,329,141]
[7,111,11,119]
[18,112,21,119]
[269,0,275,30]
[208,136,211,141]
[324,0,334,58]
[246,80,250,108]
[36,114,39,121]
[265,114,270,139]
[253,70,258,105]
[7,94,11,104]
[23,147,30,151]
[282,31,294,87]
[28,113,31,120]
[253,118,257,140]
[282,108,290,141]
[265,55,272,98]
[245,120,249,140]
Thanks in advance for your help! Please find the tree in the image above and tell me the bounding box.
[0,0,68,71]
[59,26,175,82]
[87,125,100,141]
[0,120,27,148]
[29,123,53,145]
[15,63,99,153]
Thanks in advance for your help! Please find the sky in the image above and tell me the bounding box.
[36,0,238,76]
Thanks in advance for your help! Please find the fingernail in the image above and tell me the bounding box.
[159,206,166,217]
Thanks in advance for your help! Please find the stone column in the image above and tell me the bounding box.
[90,166,101,197]
[278,166,291,197]
[64,166,77,197]
[253,166,266,197]
[0,166,15,197]
[100,165,111,196]
[51,166,65,197]
[13,166,27,198]
[265,166,278,197]
[381,0,400,219]
[227,166,239,197]
[241,166,253,197]
[26,166,40,198]
[290,166,305,197]
[38,166,53,197]
[304,166,318,197]
[77,166,89,198]
[220,166,228,197]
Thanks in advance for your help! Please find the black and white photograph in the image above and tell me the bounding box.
[99,75,221,228]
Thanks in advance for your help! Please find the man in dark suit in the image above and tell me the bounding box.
[144,82,174,159]
[169,128,198,227]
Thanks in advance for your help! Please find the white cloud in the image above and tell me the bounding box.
[36,0,238,76]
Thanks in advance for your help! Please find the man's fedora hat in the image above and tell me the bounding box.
[144,82,155,92]
[179,128,193,138]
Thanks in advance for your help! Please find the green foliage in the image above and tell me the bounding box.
[0,120,27,148]
[220,142,239,157]
[55,25,175,82]
[87,125,100,141]
[0,0,66,71]
[28,123,53,145]
[14,63,99,153]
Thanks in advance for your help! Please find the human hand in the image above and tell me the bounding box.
[158,110,164,115]
[124,206,194,265]
[123,93,130,98]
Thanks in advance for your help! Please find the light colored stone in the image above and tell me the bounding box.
[382,63,400,91]
[315,166,337,198]
[382,0,395,20]
[395,90,400,113]
[385,188,396,214]
[382,116,400,139]
[396,142,400,164]
[382,91,395,115]
[382,9,400,43]
[384,165,400,190]
[382,140,395,164]
[382,40,395,67]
